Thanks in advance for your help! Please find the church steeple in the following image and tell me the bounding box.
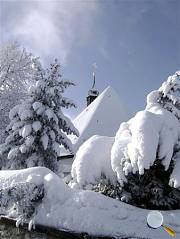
[86,63,99,106]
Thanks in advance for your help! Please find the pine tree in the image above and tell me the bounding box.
[117,72,180,210]
[0,59,79,172]
[146,71,180,119]
[158,71,180,119]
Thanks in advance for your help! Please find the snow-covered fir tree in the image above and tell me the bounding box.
[110,71,180,209]
[0,59,79,172]
[0,42,40,144]
[146,71,180,120]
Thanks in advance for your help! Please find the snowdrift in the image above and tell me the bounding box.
[0,167,180,239]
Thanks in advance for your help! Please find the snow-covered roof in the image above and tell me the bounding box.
[67,86,130,153]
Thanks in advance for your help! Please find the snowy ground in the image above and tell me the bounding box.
[0,167,180,239]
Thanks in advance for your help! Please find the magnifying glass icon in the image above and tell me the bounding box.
[147,211,176,237]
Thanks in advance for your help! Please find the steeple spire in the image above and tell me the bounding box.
[92,62,97,89]
[86,63,99,106]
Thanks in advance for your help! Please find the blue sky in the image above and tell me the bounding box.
[0,0,179,118]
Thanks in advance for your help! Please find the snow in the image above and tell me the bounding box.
[19,109,33,121]
[45,108,57,123]
[69,86,130,153]
[19,144,28,154]
[32,121,41,132]
[70,135,116,188]
[49,130,55,141]
[0,167,180,239]
[111,105,180,186]
[52,142,61,156]
[40,133,49,150]
[12,121,24,131]
[146,90,160,107]
[169,155,180,188]
[26,174,43,185]
[159,71,180,98]
[111,121,132,184]
[36,106,45,116]
[7,147,19,160]
[9,105,20,120]
[32,102,43,111]
[21,125,32,138]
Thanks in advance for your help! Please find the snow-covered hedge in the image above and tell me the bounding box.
[0,168,46,230]
[0,167,70,230]
[0,181,44,228]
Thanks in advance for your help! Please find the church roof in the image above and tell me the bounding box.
[69,86,131,153]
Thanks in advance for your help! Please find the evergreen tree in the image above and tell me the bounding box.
[0,59,79,172]
[93,160,180,210]
[158,71,180,119]
[146,71,180,120]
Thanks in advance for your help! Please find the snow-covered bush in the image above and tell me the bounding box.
[112,72,180,187]
[70,135,116,189]
[0,181,44,225]
[0,59,79,172]
[0,42,40,144]
[121,159,180,209]
[92,175,123,200]
[110,71,180,209]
